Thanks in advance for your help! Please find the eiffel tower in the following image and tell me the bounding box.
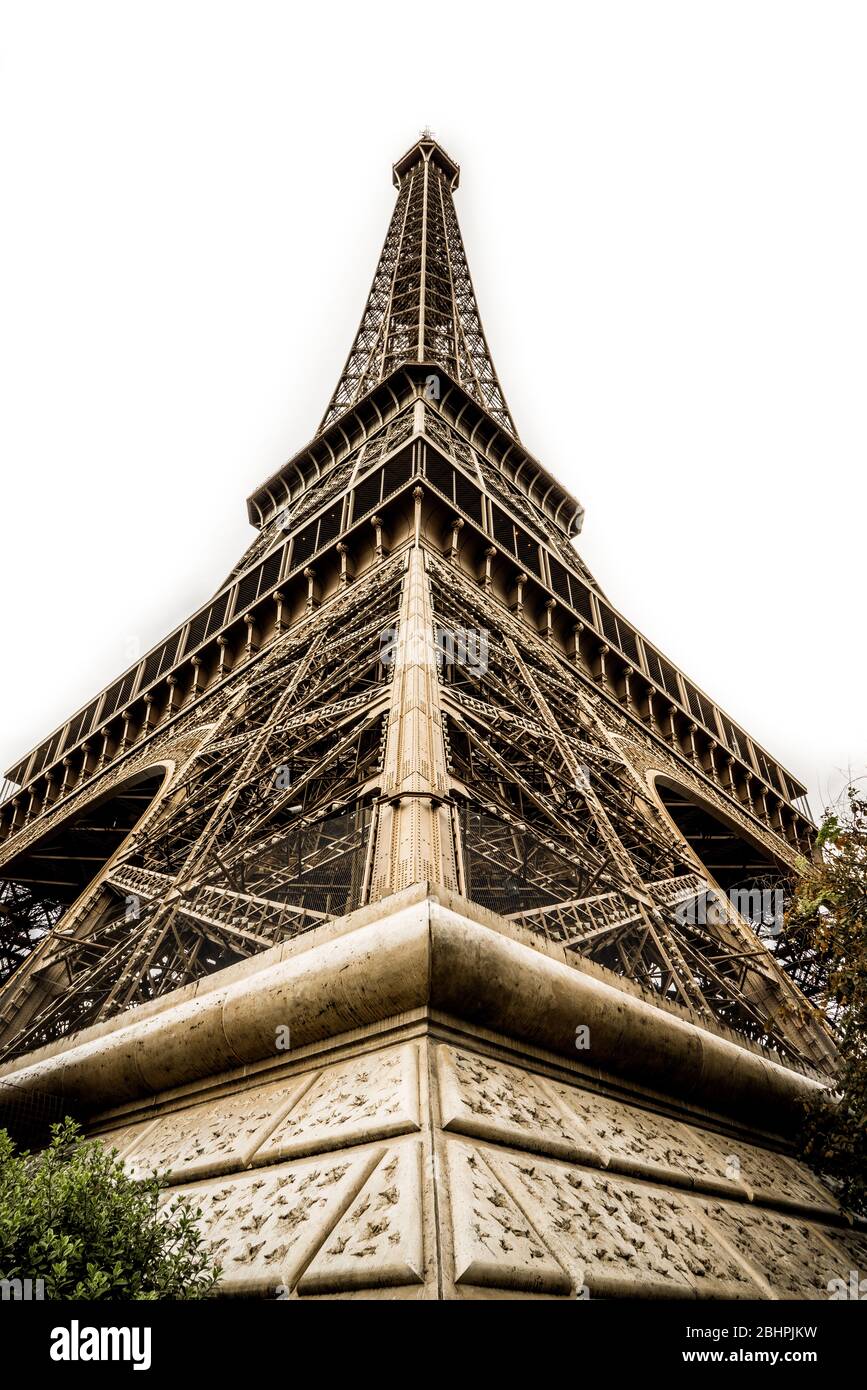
[1,137,856,1302]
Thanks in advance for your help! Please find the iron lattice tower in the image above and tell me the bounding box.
[0,136,835,1077]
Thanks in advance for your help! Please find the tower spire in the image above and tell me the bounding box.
[320,137,518,439]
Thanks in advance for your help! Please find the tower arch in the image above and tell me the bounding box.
[650,772,789,897]
[0,766,170,988]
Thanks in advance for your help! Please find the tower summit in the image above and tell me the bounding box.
[0,140,855,1302]
[322,134,517,437]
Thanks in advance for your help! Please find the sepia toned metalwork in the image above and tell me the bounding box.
[0,136,835,1076]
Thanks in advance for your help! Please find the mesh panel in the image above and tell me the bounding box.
[453,470,483,524]
[514,528,541,577]
[491,505,515,554]
[246,806,371,920]
[102,669,138,721]
[351,469,383,521]
[61,695,103,753]
[140,633,181,690]
[258,547,283,594]
[615,618,641,666]
[382,449,414,499]
[548,557,571,603]
[568,575,595,625]
[183,608,210,655]
[425,450,454,499]
[204,590,232,641]
[234,551,283,615]
[598,603,621,651]
[288,521,316,571]
[754,748,775,786]
[461,804,576,918]
[316,502,343,549]
[778,770,798,802]
[0,1079,78,1151]
[646,647,682,702]
[682,680,717,734]
[99,679,125,723]
[31,733,59,778]
[6,756,31,786]
[719,713,745,762]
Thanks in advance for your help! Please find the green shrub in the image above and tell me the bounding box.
[0,1117,220,1299]
[788,787,867,1216]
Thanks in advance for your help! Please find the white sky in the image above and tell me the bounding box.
[0,1,864,817]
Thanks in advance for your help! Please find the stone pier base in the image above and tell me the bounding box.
[1,884,862,1300]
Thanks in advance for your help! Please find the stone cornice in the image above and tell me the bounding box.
[0,884,826,1137]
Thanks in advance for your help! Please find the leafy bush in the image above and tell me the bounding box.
[788,787,867,1216]
[0,1117,220,1299]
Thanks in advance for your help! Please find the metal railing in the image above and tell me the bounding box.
[0,779,20,808]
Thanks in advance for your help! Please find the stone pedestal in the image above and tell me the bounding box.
[1,884,861,1300]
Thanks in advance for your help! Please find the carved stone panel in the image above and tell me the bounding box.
[436,1045,598,1163]
[690,1129,838,1212]
[691,1197,847,1299]
[817,1224,867,1296]
[119,1074,315,1183]
[488,1151,762,1299]
[442,1139,571,1296]
[95,1116,160,1161]
[254,1043,421,1164]
[547,1081,744,1195]
[299,1141,425,1295]
[177,1149,381,1295]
